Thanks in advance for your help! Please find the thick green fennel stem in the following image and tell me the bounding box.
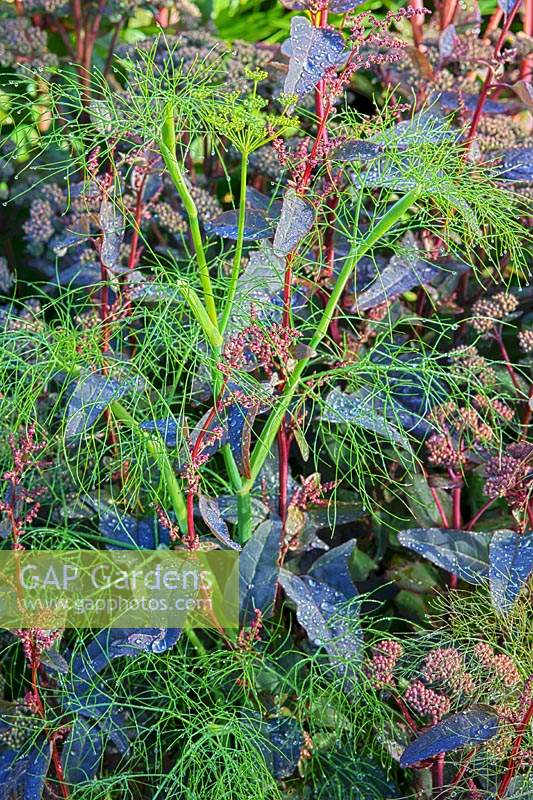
[160,103,219,332]
[236,188,421,540]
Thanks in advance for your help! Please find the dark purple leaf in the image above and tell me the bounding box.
[513,80,533,111]
[206,209,273,241]
[273,189,315,256]
[400,708,499,767]
[199,495,241,551]
[329,0,367,8]
[99,507,170,549]
[369,344,449,439]
[72,628,182,680]
[397,528,494,583]
[281,0,365,12]
[40,648,69,674]
[24,744,51,800]
[0,749,20,793]
[435,90,512,114]
[354,238,443,310]
[282,16,346,100]
[242,712,304,779]
[246,188,282,215]
[99,198,125,271]
[264,717,304,778]
[384,110,456,148]
[308,540,358,600]
[63,687,132,755]
[65,372,131,439]
[96,711,132,755]
[351,157,418,191]
[279,569,363,669]
[330,140,384,162]
[497,0,516,14]
[439,25,459,59]
[190,408,229,459]
[140,417,180,448]
[230,243,285,329]
[51,231,91,257]
[50,259,102,289]
[323,387,412,450]
[238,519,281,623]
[226,395,261,478]
[489,530,533,613]
[140,170,163,203]
[0,743,51,800]
[217,495,269,528]
[498,147,533,183]
[62,718,103,783]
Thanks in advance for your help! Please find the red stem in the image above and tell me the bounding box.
[492,328,522,391]
[432,485,450,528]
[527,502,533,528]
[449,468,462,588]
[422,467,450,528]
[277,6,332,532]
[497,699,533,798]
[449,748,477,788]
[100,258,111,353]
[433,752,445,795]
[521,383,533,433]
[392,693,419,733]
[520,0,532,78]
[409,0,425,47]
[30,647,70,798]
[485,8,504,34]
[440,0,459,29]
[467,0,524,146]
[277,423,290,526]
[123,173,147,317]
[466,497,497,530]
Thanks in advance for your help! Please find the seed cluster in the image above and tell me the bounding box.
[0,17,58,72]
[449,345,497,386]
[518,330,533,354]
[0,704,41,750]
[484,443,533,509]
[470,293,518,334]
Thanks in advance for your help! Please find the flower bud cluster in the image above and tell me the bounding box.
[365,640,403,689]
[404,680,451,724]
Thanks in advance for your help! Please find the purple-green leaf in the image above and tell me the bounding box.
[323,387,413,451]
[278,568,363,669]
[99,197,125,271]
[65,372,131,439]
[273,189,315,256]
[330,139,384,162]
[238,519,281,623]
[199,495,241,551]
[282,16,346,100]
[62,718,103,783]
[206,209,273,241]
[489,530,533,613]
[308,540,358,600]
[397,527,493,583]
[354,243,443,310]
[400,708,499,767]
